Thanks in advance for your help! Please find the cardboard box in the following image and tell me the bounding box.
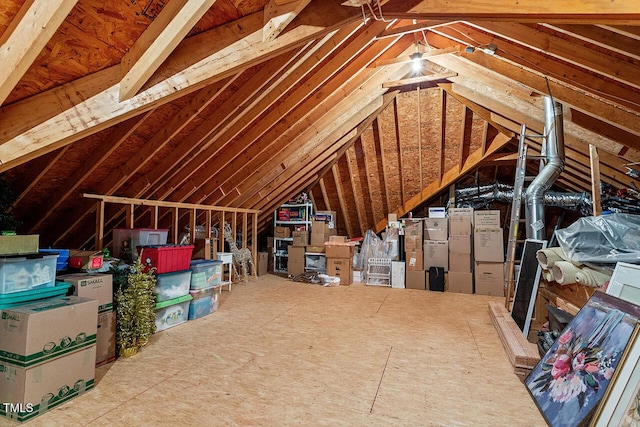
[403,220,423,240]
[0,235,39,256]
[449,215,472,236]
[388,213,398,222]
[96,310,115,367]
[292,231,308,247]
[391,261,405,289]
[0,296,98,368]
[428,207,446,218]
[423,240,449,271]
[274,226,291,239]
[449,234,471,254]
[449,207,474,221]
[287,246,305,276]
[405,270,426,290]
[257,252,268,276]
[57,273,113,313]
[325,244,355,259]
[192,238,217,260]
[424,218,448,241]
[474,262,505,296]
[305,246,325,253]
[449,252,472,273]
[474,210,501,228]
[474,228,504,262]
[327,258,352,285]
[404,234,423,251]
[310,220,336,246]
[405,250,423,271]
[447,271,474,294]
[329,235,348,243]
[0,345,96,422]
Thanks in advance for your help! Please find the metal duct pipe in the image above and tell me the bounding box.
[525,97,565,240]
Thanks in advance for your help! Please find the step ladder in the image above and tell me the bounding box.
[505,124,545,310]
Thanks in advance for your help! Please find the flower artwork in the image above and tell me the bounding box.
[525,291,640,427]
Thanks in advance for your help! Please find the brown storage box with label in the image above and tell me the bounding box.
[57,273,113,314]
[474,228,504,262]
[423,240,448,271]
[424,218,448,241]
[474,262,505,296]
[404,234,423,251]
[449,252,472,273]
[405,250,423,271]
[327,258,353,285]
[449,215,472,236]
[473,210,501,228]
[448,234,471,254]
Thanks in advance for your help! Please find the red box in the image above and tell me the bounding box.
[138,245,194,274]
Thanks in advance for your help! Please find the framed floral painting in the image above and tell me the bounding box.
[591,322,640,426]
[525,291,640,427]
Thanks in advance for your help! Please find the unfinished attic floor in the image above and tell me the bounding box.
[18,275,545,427]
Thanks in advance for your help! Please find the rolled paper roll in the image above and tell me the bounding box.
[542,268,554,282]
[551,260,581,285]
[575,267,612,288]
[536,247,566,269]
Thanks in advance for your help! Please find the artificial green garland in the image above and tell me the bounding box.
[116,258,156,357]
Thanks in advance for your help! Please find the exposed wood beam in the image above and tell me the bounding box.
[374,46,460,67]
[426,28,640,129]
[590,145,602,216]
[543,24,640,62]
[263,0,312,42]
[438,88,445,185]
[119,0,217,101]
[382,71,457,88]
[377,20,455,39]
[332,162,352,238]
[381,0,640,24]
[345,144,366,236]
[0,0,364,172]
[568,109,640,153]
[26,111,153,233]
[0,0,79,106]
[169,21,399,204]
[147,23,364,203]
[467,22,640,91]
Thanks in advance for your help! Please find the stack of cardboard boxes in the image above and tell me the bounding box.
[473,210,505,296]
[57,273,115,366]
[423,216,449,273]
[325,236,354,285]
[447,208,474,294]
[0,297,99,422]
[287,211,336,277]
[404,220,425,289]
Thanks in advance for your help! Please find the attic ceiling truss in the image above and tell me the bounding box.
[0,0,638,248]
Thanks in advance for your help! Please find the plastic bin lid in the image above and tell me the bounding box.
[1,252,58,261]
[139,244,194,249]
[0,281,72,309]
[190,259,222,267]
[155,293,193,309]
[189,285,217,296]
[156,269,192,277]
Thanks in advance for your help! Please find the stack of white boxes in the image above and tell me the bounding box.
[473,210,505,296]
[448,208,474,293]
[423,212,448,273]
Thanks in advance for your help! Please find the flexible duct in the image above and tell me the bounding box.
[525,97,565,239]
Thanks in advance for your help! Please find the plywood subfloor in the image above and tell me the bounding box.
[18,275,545,426]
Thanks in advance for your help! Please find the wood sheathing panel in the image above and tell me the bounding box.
[378,100,402,210]
[442,93,464,174]
[419,87,443,186]
[396,90,421,201]
[335,155,358,237]
[346,138,373,237]
[360,123,386,227]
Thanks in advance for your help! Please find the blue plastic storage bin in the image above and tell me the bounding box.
[39,249,69,271]
[189,260,222,289]
[187,286,217,320]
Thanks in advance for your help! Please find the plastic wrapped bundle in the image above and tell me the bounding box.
[555,213,640,264]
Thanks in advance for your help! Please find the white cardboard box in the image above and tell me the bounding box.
[428,207,446,218]
[391,261,405,289]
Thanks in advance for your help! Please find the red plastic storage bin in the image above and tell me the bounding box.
[138,245,194,274]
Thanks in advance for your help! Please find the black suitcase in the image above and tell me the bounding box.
[428,266,445,292]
